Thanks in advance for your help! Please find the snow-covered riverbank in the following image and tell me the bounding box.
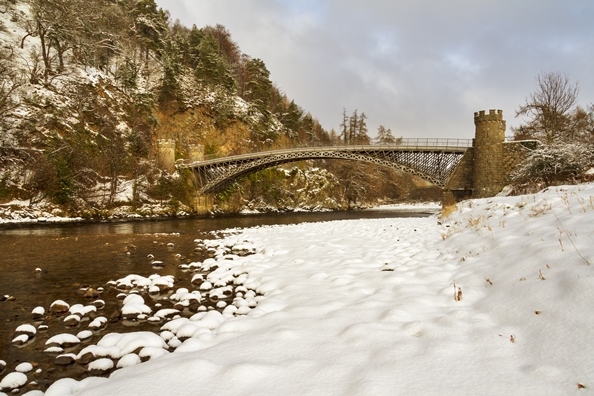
[3,184,594,395]
[0,200,440,225]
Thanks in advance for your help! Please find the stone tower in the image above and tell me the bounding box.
[157,139,176,174]
[472,109,506,198]
[188,144,205,162]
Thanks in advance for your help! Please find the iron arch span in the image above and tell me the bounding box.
[179,144,470,195]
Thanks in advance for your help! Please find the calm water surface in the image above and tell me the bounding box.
[0,209,435,391]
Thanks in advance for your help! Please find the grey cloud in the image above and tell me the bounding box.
[157,0,594,139]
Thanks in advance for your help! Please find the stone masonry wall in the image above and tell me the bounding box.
[442,148,474,207]
[502,140,540,183]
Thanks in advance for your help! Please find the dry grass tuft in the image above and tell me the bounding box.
[440,204,458,219]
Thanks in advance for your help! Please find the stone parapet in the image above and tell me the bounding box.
[502,140,540,183]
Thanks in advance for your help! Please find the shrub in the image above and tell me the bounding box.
[511,142,593,186]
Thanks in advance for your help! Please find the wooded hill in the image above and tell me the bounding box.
[0,0,439,217]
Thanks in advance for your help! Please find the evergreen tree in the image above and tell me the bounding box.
[340,109,370,144]
[203,24,242,80]
[340,108,349,144]
[132,0,168,59]
[348,109,358,144]
[375,125,401,145]
[281,99,303,137]
[195,33,236,92]
[186,25,204,68]
[244,58,272,111]
[353,111,370,144]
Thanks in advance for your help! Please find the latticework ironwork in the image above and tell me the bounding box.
[179,144,470,195]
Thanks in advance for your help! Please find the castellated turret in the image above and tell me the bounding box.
[188,144,205,162]
[157,139,176,174]
[472,109,506,198]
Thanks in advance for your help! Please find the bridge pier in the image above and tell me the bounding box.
[194,194,215,215]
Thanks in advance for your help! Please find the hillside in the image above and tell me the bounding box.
[0,0,439,220]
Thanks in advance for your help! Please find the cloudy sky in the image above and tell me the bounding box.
[156,0,594,139]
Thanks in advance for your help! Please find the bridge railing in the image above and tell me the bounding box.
[186,138,473,163]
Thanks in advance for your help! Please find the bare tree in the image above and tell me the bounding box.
[0,46,23,121]
[514,72,579,143]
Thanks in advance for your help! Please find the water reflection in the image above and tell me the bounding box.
[0,209,436,389]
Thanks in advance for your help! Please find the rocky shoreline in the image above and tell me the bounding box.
[0,200,441,226]
[0,201,195,225]
[0,236,262,394]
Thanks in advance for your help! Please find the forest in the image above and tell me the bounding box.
[0,0,592,218]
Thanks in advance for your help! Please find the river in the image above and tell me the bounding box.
[0,208,436,392]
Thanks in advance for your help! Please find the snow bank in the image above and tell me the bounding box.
[44,184,594,395]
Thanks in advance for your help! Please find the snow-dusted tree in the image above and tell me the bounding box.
[513,72,579,144]
[194,33,236,92]
[132,0,168,59]
[510,142,592,186]
[335,161,370,207]
[243,57,272,111]
[202,24,242,81]
[280,99,303,137]
[567,104,594,144]
[21,0,129,78]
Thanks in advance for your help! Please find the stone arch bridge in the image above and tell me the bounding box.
[165,110,536,212]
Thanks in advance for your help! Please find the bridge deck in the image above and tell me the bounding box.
[180,139,472,194]
[179,139,472,168]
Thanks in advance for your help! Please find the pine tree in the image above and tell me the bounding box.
[244,58,272,111]
[375,125,401,145]
[195,34,236,92]
[340,108,349,144]
[354,112,370,144]
[281,99,303,137]
[132,0,168,59]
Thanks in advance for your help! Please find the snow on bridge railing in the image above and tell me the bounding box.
[189,138,472,163]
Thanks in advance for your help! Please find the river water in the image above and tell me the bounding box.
[0,209,435,392]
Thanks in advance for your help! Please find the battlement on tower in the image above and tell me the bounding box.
[474,109,504,124]
[188,144,205,162]
[157,139,176,149]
